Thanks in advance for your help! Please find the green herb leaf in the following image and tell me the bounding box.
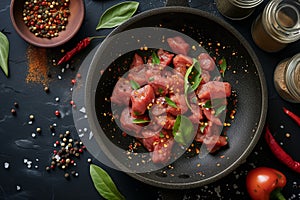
[132,118,150,124]
[151,51,160,65]
[159,132,164,138]
[219,57,227,77]
[203,100,212,109]
[0,32,9,77]
[148,77,154,82]
[130,79,140,90]
[158,87,164,95]
[189,59,202,91]
[165,97,177,108]
[199,123,207,133]
[96,1,139,30]
[90,164,125,200]
[214,105,226,116]
[184,58,202,109]
[172,115,194,146]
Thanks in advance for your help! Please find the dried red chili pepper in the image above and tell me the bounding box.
[57,36,105,65]
[265,126,300,173]
[283,107,300,126]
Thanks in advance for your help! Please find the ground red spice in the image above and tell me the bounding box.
[26,45,49,85]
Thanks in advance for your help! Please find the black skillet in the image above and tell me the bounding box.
[84,0,268,189]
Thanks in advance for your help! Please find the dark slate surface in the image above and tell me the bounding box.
[0,0,299,199]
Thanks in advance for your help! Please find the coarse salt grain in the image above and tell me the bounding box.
[16,185,21,191]
[4,162,9,169]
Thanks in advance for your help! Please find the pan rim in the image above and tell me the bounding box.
[85,6,268,189]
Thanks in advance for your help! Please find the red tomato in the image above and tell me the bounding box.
[246,167,286,200]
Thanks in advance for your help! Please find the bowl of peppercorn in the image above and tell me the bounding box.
[10,0,85,48]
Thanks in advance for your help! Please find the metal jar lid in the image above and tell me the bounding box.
[263,0,300,44]
[285,53,300,102]
[229,0,264,8]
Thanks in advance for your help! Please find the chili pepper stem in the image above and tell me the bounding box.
[270,189,286,200]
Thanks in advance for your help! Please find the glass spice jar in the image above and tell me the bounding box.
[251,0,300,52]
[274,53,300,103]
[216,0,263,20]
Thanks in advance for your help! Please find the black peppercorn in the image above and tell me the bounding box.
[44,86,49,93]
[64,173,70,179]
[11,108,17,115]
[14,102,19,108]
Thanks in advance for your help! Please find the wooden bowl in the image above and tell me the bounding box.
[10,0,85,48]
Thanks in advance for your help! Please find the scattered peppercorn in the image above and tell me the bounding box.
[36,127,41,133]
[55,110,61,117]
[14,102,19,108]
[64,173,70,179]
[11,108,17,115]
[44,86,50,93]
[29,114,35,121]
[49,125,55,132]
[47,130,85,179]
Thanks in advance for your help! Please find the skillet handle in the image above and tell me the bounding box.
[165,0,189,7]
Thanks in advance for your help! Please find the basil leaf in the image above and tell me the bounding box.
[96,1,139,30]
[151,51,160,65]
[165,97,177,108]
[214,105,226,116]
[219,57,227,77]
[172,115,194,146]
[184,58,202,110]
[130,79,140,90]
[199,123,207,133]
[203,100,212,109]
[132,118,150,124]
[159,132,164,138]
[189,59,202,91]
[0,32,9,77]
[90,164,125,200]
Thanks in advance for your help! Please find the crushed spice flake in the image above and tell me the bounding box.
[26,45,49,85]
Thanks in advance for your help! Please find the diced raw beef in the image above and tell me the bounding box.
[157,49,174,67]
[168,72,185,94]
[162,115,176,130]
[204,135,227,153]
[139,130,160,151]
[173,54,193,76]
[166,94,188,116]
[201,70,211,84]
[111,78,132,105]
[130,53,144,69]
[148,74,170,96]
[151,137,174,164]
[128,64,147,86]
[120,107,142,134]
[197,81,231,100]
[198,53,216,71]
[189,104,203,123]
[131,85,155,115]
[203,108,223,126]
[167,36,190,55]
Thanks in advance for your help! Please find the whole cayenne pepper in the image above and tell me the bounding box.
[57,36,105,65]
[265,126,300,173]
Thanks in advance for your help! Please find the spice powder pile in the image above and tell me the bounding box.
[26,45,49,85]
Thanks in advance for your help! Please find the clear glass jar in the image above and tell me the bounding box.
[216,0,263,20]
[251,0,300,52]
[274,53,300,103]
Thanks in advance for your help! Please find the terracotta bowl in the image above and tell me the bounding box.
[10,0,85,48]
